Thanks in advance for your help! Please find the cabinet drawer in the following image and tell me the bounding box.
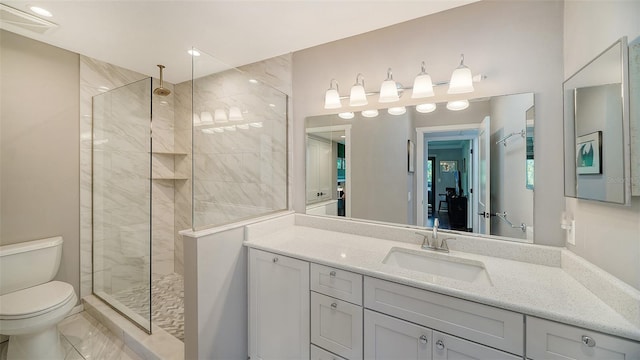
[311,344,347,360]
[526,317,640,359]
[311,292,363,359]
[364,277,524,356]
[311,263,363,305]
[364,310,432,360]
[432,331,521,360]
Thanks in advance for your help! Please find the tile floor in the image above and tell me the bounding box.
[0,312,141,360]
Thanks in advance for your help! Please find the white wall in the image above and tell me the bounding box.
[0,30,80,298]
[292,1,564,246]
[564,0,640,290]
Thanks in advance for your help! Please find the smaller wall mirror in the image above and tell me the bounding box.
[563,37,631,204]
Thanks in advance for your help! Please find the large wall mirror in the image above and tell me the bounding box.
[305,92,535,242]
[563,37,631,204]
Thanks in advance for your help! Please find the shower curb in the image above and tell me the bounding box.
[83,295,184,360]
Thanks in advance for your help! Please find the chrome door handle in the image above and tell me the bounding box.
[436,340,445,350]
[582,335,596,347]
[419,335,428,344]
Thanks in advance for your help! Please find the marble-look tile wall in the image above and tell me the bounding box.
[181,54,291,231]
[80,56,182,299]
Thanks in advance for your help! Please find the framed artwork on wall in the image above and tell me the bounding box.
[440,160,457,173]
[576,131,602,175]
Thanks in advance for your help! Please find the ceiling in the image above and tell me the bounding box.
[0,0,477,84]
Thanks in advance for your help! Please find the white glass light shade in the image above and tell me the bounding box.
[448,55,474,95]
[349,84,368,106]
[338,112,355,120]
[416,103,437,113]
[361,109,379,118]
[379,80,399,103]
[214,109,228,123]
[228,107,243,121]
[388,106,406,115]
[412,74,435,98]
[324,88,342,109]
[446,100,469,111]
[201,111,214,125]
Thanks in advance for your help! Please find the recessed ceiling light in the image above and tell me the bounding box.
[361,109,379,118]
[249,79,259,84]
[338,112,355,120]
[188,49,201,57]
[387,107,407,116]
[416,103,437,113]
[29,6,52,17]
[446,100,469,111]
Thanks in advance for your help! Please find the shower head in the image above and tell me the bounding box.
[153,64,171,96]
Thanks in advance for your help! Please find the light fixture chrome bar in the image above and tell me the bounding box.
[496,129,526,146]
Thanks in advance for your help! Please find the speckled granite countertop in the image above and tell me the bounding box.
[245,221,640,342]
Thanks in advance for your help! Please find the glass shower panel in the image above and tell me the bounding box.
[92,78,152,333]
[191,49,288,229]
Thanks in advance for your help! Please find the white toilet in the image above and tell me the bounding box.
[0,236,77,360]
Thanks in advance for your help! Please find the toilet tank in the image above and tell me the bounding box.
[0,236,63,295]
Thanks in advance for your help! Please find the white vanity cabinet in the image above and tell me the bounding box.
[526,317,640,359]
[248,249,310,360]
[364,309,433,360]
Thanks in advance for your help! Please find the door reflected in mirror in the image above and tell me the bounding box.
[305,92,534,243]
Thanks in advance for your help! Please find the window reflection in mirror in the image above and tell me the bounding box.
[305,93,534,243]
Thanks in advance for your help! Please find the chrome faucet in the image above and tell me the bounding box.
[416,219,451,253]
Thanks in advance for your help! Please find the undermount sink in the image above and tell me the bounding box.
[382,247,493,286]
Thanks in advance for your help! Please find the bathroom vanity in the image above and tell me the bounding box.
[245,214,640,360]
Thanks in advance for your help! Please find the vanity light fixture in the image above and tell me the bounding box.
[338,112,355,120]
[214,109,228,123]
[411,61,435,98]
[388,106,406,116]
[361,109,379,118]
[379,68,400,103]
[349,73,368,106]
[448,54,474,94]
[201,111,214,125]
[416,103,437,113]
[446,99,470,111]
[324,79,342,109]
[228,107,244,121]
[193,113,202,126]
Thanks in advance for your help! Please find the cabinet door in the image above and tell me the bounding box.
[307,136,332,202]
[364,310,432,360]
[311,292,363,359]
[527,317,640,360]
[311,344,347,360]
[248,249,310,360]
[432,331,521,360]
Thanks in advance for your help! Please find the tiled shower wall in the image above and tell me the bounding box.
[80,57,180,298]
[80,53,292,299]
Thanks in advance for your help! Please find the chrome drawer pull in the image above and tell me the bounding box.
[582,335,596,347]
[330,302,338,309]
[329,270,337,277]
[436,340,445,350]
[419,335,428,344]
[272,257,278,263]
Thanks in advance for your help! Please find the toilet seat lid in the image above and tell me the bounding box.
[0,281,75,319]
